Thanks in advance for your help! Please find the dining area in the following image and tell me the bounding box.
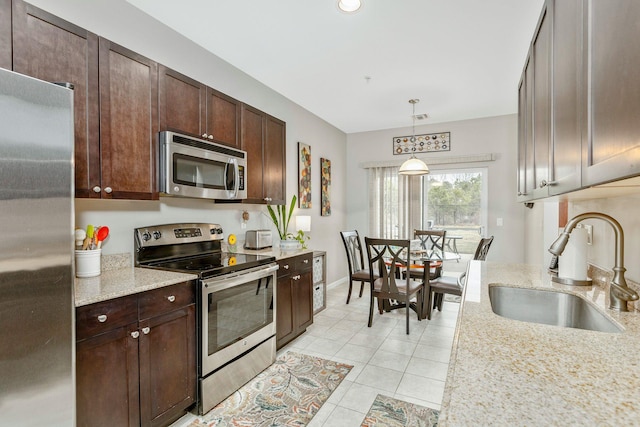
[340,229,493,334]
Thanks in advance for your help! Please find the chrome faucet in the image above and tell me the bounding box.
[549,212,639,311]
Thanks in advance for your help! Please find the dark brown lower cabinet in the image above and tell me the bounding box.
[276,253,313,349]
[76,282,196,427]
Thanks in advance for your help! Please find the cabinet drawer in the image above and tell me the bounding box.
[76,294,138,341]
[295,254,313,272]
[138,281,194,320]
[277,259,293,278]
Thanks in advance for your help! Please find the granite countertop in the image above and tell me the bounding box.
[74,253,198,307]
[439,261,640,426]
[74,248,314,307]
[228,245,314,260]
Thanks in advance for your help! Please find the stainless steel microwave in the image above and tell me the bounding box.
[159,131,247,200]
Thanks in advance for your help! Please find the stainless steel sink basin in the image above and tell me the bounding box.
[489,286,622,333]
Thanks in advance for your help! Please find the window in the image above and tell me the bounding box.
[368,166,487,255]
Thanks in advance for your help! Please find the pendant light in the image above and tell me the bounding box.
[399,99,430,175]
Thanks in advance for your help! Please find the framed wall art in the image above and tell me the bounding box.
[393,132,450,155]
[320,157,331,216]
[298,142,311,208]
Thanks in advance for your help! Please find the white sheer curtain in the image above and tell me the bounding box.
[368,166,422,239]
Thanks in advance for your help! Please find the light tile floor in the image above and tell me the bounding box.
[172,279,460,427]
[285,282,459,427]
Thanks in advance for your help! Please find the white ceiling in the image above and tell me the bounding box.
[127,0,545,134]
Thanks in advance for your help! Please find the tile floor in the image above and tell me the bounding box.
[172,279,460,427]
[287,282,459,427]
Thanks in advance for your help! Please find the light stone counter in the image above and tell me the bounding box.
[439,261,640,426]
[74,253,198,307]
[226,245,314,261]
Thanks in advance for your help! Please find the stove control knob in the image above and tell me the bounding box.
[141,231,152,241]
[153,231,162,240]
[216,227,224,235]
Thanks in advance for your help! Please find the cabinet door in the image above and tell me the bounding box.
[0,0,10,69]
[99,38,158,200]
[76,323,140,427]
[206,88,240,148]
[241,104,266,202]
[294,270,313,332]
[583,0,640,185]
[264,115,287,205]
[530,5,551,199]
[138,305,196,427]
[276,275,294,347]
[12,0,100,198]
[158,65,205,138]
[550,0,583,195]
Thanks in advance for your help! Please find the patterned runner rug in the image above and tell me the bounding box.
[189,351,352,427]
[361,394,439,427]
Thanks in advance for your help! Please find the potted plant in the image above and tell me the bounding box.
[267,195,307,250]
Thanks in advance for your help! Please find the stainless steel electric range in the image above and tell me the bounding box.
[134,223,278,414]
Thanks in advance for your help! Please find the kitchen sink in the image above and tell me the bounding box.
[488,286,622,333]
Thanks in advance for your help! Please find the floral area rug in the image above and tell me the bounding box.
[189,351,352,427]
[361,394,439,427]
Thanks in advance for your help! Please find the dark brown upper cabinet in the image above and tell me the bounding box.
[158,65,205,139]
[159,65,240,148]
[11,0,101,198]
[0,0,11,70]
[98,38,159,200]
[583,0,640,186]
[241,104,286,205]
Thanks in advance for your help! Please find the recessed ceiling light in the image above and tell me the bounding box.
[337,0,362,13]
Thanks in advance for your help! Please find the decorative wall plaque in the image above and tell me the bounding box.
[393,132,451,155]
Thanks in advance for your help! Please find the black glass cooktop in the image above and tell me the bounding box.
[145,252,275,278]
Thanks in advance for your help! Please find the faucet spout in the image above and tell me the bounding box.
[548,212,638,311]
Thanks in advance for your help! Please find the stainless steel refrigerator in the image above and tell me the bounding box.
[0,68,75,426]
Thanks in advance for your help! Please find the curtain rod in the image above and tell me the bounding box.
[359,153,497,169]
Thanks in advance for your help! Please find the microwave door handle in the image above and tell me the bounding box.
[228,158,239,198]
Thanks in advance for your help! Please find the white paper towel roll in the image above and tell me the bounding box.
[558,227,588,280]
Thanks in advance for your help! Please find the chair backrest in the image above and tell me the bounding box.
[414,229,446,260]
[473,236,494,261]
[364,237,415,294]
[340,230,366,274]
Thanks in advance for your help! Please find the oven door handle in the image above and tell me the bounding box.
[203,264,279,293]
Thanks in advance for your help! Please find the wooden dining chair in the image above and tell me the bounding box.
[364,237,426,334]
[406,229,447,281]
[415,229,447,261]
[340,230,378,304]
[426,236,494,318]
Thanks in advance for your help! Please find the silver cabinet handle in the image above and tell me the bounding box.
[93,186,101,193]
[293,274,301,280]
[142,327,150,335]
[208,135,213,140]
[104,187,112,194]
[167,295,176,302]
[131,331,140,339]
[97,314,107,323]
[303,259,309,264]
[283,264,289,269]
[202,133,208,138]
[264,197,272,202]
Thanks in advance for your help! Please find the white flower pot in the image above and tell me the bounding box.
[280,240,301,251]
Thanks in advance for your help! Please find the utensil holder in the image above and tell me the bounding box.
[75,249,101,278]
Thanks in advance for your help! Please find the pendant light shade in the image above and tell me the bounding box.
[399,99,430,176]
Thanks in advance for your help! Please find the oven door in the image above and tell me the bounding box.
[201,263,278,375]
